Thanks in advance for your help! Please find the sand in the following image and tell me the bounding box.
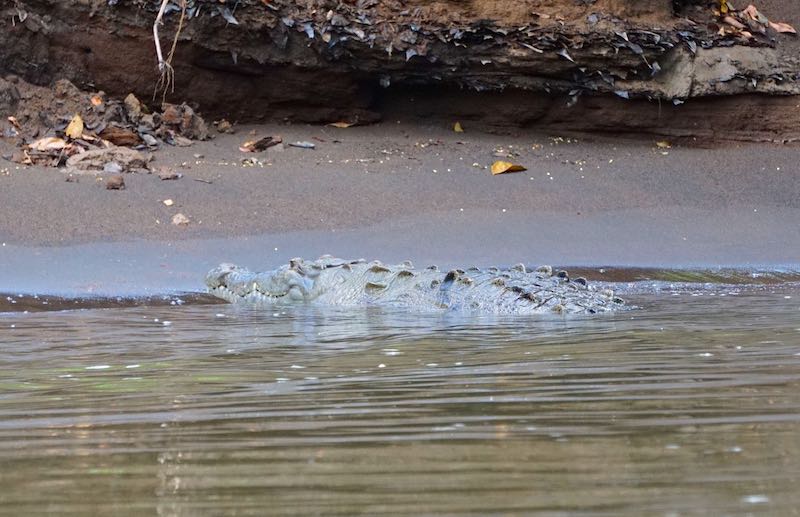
[1,122,799,295]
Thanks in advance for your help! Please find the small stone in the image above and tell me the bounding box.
[163,199,174,206]
[124,93,143,121]
[161,104,181,125]
[216,119,234,133]
[156,166,182,180]
[103,161,123,174]
[172,135,193,147]
[141,134,159,147]
[105,175,125,190]
[171,213,190,226]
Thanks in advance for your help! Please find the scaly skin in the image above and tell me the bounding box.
[205,256,626,314]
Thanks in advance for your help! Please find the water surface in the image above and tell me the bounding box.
[1,286,800,515]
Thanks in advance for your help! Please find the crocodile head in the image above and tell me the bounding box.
[205,262,314,303]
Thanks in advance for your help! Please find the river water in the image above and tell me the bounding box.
[2,284,800,515]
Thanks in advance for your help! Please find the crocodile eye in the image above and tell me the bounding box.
[365,282,387,293]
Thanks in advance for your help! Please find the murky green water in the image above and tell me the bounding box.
[2,286,800,515]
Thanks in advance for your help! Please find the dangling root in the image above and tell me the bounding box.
[153,0,187,105]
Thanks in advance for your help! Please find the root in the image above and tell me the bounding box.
[153,0,187,105]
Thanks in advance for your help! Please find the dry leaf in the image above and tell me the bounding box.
[65,114,84,140]
[239,135,282,152]
[769,21,797,34]
[656,140,671,149]
[454,121,464,133]
[29,137,68,152]
[723,15,746,29]
[491,161,527,175]
[742,5,769,25]
[90,95,104,107]
[328,121,354,128]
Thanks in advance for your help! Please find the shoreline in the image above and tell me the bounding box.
[2,122,800,296]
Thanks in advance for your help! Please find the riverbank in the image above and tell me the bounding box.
[1,121,799,295]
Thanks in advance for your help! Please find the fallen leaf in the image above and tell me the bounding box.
[742,4,769,25]
[491,161,527,175]
[723,15,746,29]
[240,135,282,152]
[454,121,464,133]
[29,137,68,152]
[99,126,142,147]
[328,121,354,128]
[90,95,104,107]
[65,114,84,140]
[769,21,797,34]
[656,140,671,149]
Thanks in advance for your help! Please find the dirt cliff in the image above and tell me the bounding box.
[1,0,799,140]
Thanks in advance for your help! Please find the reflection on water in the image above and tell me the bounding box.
[1,287,800,515]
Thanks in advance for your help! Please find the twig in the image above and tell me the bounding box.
[193,178,213,184]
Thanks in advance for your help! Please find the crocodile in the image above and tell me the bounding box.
[205,256,625,314]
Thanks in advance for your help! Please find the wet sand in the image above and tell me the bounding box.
[1,122,799,294]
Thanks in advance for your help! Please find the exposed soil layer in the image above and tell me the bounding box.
[2,0,799,140]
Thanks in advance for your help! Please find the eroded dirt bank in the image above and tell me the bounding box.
[2,0,799,139]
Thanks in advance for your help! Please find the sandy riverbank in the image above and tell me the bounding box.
[1,121,799,295]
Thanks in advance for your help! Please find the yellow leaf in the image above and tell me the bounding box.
[328,121,354,128]
[65,114,84,140]
[656,140,671,149]
[491,161,527,175]
[454,121,464,133]
[720,0,729,14]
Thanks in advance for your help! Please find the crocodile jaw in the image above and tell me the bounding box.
[205,263,311,304]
